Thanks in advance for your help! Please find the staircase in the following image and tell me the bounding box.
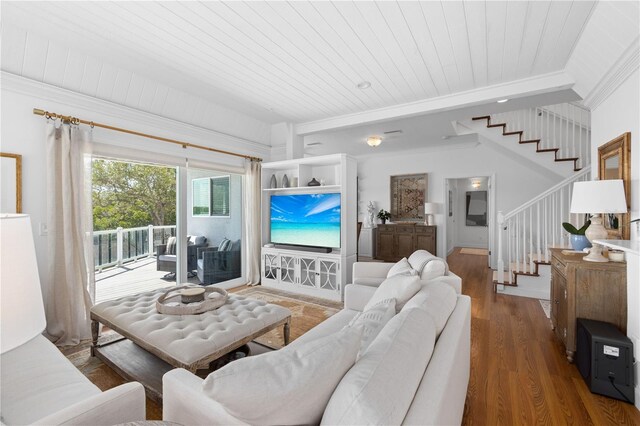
[473,103,592,299]
[471,103,591,177]
[493,167,591,299]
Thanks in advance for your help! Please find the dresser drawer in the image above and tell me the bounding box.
[416,226,434,235]
[394,225,416,234]
[551,256,567,278]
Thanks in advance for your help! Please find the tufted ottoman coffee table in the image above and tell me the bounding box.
[90,287,291,401]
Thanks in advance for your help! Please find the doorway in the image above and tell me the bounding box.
[444,176,494,267]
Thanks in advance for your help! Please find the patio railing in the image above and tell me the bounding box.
[94,225,176,271]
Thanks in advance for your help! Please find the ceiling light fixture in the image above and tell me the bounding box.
[367,136,382,147]
[357,81,371,90]
[497,98,509,103]
[472,179,482,189]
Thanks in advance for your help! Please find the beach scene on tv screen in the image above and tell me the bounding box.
[270,193,341,248]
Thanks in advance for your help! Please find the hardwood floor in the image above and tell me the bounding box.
[449,248,640,425]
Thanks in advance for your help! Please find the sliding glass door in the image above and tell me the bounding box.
[187,167,244,288]
[92,157,245,302]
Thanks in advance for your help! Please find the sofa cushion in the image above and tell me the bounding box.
[159,254,177,262]
[407,250,449,280]
[349,298,396,355]
[386,257,417,278]
[0,335,101,425]
[363,275,420,312]
[289,309,359,348]
[321,308,436,425]
[402,283,457,336]
[202,325,363,425]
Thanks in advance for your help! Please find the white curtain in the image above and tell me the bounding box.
[244,159,261,285]
[44,121,94,346]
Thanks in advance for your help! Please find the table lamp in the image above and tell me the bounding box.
[1,214,46,354]
[424,202,437,226]
[569,180,627,262]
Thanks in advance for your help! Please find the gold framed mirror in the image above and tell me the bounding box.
[0,153,22,213]
[598,132,630,239]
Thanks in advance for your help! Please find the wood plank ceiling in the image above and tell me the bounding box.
[2,1,596,125]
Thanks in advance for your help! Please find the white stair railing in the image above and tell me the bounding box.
[489,103,591,170]
[496,166,591,284]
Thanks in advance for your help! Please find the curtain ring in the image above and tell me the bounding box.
[89,121,95,128]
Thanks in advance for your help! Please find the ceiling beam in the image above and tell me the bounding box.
[295,71,576,136]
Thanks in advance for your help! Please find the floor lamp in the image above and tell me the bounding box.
[569,180,627,262]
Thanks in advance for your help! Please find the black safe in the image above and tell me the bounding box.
[576,318,635,404]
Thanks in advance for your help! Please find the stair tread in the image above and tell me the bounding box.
[537,148,559,152]
[519,140,540,144]
[503,131,523,135]
[472,116,490,120]
[555,157,579,162]
[488,123,506,128]
[509,262,537,275]
[492,270,515,285]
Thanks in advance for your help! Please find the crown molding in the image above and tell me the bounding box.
[295,71,575,136]
[0,71,272,158]
[583,36,640,110]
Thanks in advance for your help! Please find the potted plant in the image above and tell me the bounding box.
[562,220,592,251]
[377,209,391,225]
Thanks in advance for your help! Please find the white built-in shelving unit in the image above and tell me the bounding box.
[260,154,357,301]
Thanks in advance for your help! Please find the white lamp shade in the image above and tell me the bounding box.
[424,202,437,215]
[1,214,46,354]
[570,180,627,214]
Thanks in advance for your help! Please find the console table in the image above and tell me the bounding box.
[549,248,627,362]
[375,223,436,261]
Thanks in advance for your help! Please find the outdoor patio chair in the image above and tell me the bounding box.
[156,235,207,278]
[196,240,241,284]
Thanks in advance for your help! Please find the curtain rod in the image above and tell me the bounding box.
[32,108,262,162]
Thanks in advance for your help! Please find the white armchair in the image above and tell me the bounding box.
[0,214,146,425]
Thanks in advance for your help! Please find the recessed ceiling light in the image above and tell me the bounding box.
[497,98,509,103]
[367,136,382,147]
[357,81,371,90]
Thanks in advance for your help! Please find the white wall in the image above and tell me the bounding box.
[454,177,489,249]
[446,179,457,255]
[357,142,561,258]
[589,67,640,408]
[0,75,269,304]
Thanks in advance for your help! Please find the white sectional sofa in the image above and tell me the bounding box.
[163,251,471,425]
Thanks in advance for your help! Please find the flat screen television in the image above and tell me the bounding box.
[270,193,341,249]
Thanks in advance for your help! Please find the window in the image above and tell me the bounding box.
[192,175,230,217]
[192,178,211,216]
[211,176,230,217]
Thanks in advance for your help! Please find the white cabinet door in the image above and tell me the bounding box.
[317,258,340,291]
[298,256,317,288]
[263,252,279,281]
[279,254,296,285]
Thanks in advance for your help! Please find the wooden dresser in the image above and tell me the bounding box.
[375,223,436,261]
[549,248,627,362]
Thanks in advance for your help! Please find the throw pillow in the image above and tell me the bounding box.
[386,257,418,278]
[202,325,363,425]
[321,308,436,425]
[407,250,449,280]
[348,298,396,356]
[218,238,231,251]
[401,283,457,336]
[363,275,420,312]
[165,236,177,255]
